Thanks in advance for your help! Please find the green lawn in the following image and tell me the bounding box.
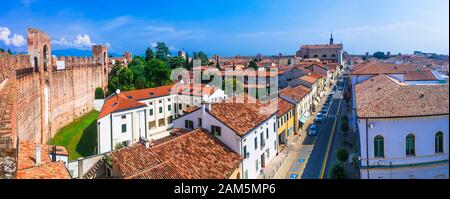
[50,111,99,160]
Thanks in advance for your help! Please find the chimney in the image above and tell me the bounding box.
[78,158,84,179]
[35,144,41,166]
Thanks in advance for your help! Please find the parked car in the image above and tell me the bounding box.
[315,112,324,123]
[338,85,343,90]
[321,105,328,113]
[308,124,318,136]
[330,90,336,95]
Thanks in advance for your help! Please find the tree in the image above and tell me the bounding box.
[154,42,170,62]
[145,47,154,62]
[193,51,210,66]
[330,164,346,179]
[337,149,349,162]
[223,78,244,96]
[373,51,387,60]
[248,60,258,70]
[95,87,105,99]
[108,67,135,92]
[216,61,220,69]
[168,56,185,69]
[340,120,349,132]
[145,59,171,87]
[185,52,191,70]
[7,49,12,55]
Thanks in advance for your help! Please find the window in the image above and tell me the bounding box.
[255,159,259,171]
[121,115,126,119]
[406,134,415,156]
[374,135,384,158]
[273,122,276,132]
[435,131,444,153]
[168,116,173,124]
[260,132,265,148]
[121,124,127,133]
[159,107,163,113]
[149,109,153,116]
[266,128,269,139]
[168,104,171,111]
[274,140,277,151]
[179,103,182,110]
[185,120,194,130]
[244,170,248,179]
[243,146,248,158]
[254,137,258,149]
[211,125,221,136]
[198,118,202,127]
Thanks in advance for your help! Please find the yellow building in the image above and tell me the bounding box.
[276,97,295,153]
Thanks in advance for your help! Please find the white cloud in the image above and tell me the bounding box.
[104,16,133,30]
[145,25,176,33]
[0,27,26,47]
[51,34,96,49]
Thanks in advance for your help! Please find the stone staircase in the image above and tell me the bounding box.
[83,157,105,179]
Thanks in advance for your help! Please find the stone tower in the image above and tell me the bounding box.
[27,28,52,144]
[92,45,108,90]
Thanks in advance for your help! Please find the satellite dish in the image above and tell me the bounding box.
[116,89,121,95]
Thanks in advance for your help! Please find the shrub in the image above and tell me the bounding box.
[330,164,346,179]
[337,149,349,162]
[341,115,349,123]
[115,142,125,150]
[95,87,105,99]
[340,120,349,132]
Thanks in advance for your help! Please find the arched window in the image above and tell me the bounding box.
[303,55,308,58]
[43,45,48,71]
[331,54,336,58]
[34,57,39,72]
[406,134,415,156]
[435,131,444,153]
[374,135,384,158]
[313,54,318,58]
[322,54,327,58]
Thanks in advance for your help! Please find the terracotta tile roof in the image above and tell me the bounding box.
[404,70,437,81]
[125,160,185,179]
[301,44,343,49]
[208,94,275,136]
[121,84,174,101]
[309,73,325,79]
[110,128,241,179]
[16,161,71,179]
[355,74,449,118]
[110,144,161,177]
[351,62,422,75]
[151,128,242,179]
[16,141,70,179]
[280,85,311,102]
[299,75,319,84]
[277,97,295,117]
[182,105,200,114]
[98,93,147,119]
[174,83,218,97]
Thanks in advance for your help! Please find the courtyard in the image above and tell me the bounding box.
[50,111,99,160]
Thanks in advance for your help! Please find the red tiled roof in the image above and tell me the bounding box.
[98,93,147,119]
[299,75,318,84]
[110,128,242,179]
[208,94,275,136]
[301,44,343,49]
[121,84,174,101]
[277,97,295,117]
[280,85,311,102]
[404,70,437,81]
[355,74,449,118]
[16,161,71,179]
[16,141,70,179]
[309,73,325,79]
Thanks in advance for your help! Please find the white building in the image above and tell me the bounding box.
[355,74,449,179]
[97,84,227,154]
[173,94,278,179]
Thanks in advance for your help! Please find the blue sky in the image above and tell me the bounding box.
[0,0,449,56]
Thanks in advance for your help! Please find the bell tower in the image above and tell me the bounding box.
[329,32,334,45]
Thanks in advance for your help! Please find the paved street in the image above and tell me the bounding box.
[278,76,348,179]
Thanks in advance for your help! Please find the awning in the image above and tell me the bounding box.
[299,112,310,123]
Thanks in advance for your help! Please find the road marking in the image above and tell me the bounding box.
[319,91,343,179]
